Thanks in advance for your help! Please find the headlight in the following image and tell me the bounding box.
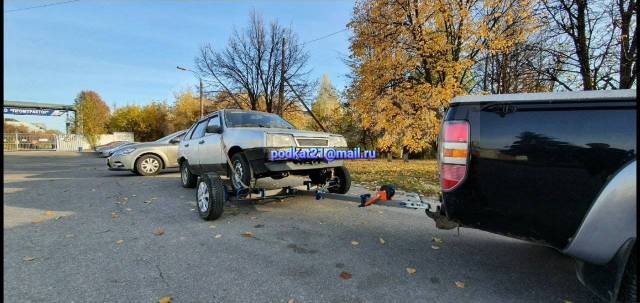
[118,147,136,155]
[266,134,295,147]
[329,136,347,147]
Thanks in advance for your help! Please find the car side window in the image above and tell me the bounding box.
[205,115,221,134]
[184,124,196,140]
[191,120,208,140]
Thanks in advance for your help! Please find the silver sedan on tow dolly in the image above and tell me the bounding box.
[107,130,186,176]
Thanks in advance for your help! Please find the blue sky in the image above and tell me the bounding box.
[4,0,355,132]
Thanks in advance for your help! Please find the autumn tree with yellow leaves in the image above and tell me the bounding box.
[347,0,539,156]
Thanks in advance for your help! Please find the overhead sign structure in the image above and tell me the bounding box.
[4,107,65,116]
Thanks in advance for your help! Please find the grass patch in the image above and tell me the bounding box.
[344,159,440,197]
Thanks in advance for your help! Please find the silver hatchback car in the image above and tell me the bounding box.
[107,130,186,176]
[178,109,351,194]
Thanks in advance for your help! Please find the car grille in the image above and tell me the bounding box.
[296,138,328,147]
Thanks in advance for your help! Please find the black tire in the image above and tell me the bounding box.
[135,154,162,176]
[329,166,351,194]
[196,173,225,221]
[229,153,252,197]
[618,247,637,303]
[180,160,197,188]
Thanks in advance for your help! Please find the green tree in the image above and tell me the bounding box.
[73,91,110,148]
[108,105,145,139]
[169,90,201,132]
[140,101,171,141]
[309,74,343,133]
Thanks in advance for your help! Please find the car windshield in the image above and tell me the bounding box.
[225,112,295,129]
[155,131,185,142]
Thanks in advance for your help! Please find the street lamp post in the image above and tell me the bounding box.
[176,66,204,118]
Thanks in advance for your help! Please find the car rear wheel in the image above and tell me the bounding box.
[618,246,637,303]
[328,166,351,194]
[136,154,162,176]
[196,173,225,221]
[180,160,197,188]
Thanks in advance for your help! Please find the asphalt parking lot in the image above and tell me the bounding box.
[3,152,598,302]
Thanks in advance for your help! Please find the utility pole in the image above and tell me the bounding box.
[278,37,286,115]
[177,65,205,117]
[199,78,204,118]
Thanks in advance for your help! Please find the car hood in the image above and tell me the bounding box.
[121,142,170,149]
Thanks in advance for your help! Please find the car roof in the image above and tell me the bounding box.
[451,89,636,104]
[200,109,275,121]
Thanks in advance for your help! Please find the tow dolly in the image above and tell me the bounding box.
[195,136,442,221]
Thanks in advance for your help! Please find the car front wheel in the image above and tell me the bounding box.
[328,166,351,194]
[136,154,162,176]
[229,153,251,197]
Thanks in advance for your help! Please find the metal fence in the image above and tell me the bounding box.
[3,133,57,151]
[3,132,135,152]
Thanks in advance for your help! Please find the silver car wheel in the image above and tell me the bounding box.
[141,157,160,174]
[232,160,244,189]
[197,181,209,212]
[181,164,188,184]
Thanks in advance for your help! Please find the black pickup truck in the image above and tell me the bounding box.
[430,89,636,302]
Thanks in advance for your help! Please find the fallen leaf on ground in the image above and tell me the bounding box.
[111,212,118,219]
[379,238,386,245]
[209,225,216,229]
[431,245,440,250]
[339,271,352,280]
[214,234,222,239]
[406,267,417,275]
[31,219,45,224]
[351,241,359,246]
[241,232,254,238]
[116,240,124,245]
[158,296,172,303]
[455,281,465,288]
[432,236,443,243]
[154,228,165,236]
[22,256,37,261]
[45,210,56,217]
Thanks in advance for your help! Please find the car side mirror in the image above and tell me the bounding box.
[169,137,181,144]
[206,125,223,134]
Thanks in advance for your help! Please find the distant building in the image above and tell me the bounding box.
[4,120,47,133]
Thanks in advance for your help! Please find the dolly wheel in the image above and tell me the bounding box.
[196,173,225,221]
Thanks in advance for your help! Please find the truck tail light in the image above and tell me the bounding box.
[439,120,469,192]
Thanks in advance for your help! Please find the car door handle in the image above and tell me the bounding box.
[184,144,189,147]
[199,140,205,144]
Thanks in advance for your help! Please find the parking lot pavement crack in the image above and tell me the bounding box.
[155,263,170,288]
